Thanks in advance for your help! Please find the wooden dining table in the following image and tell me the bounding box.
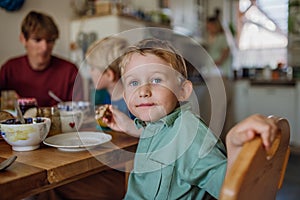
[0,123,139,200]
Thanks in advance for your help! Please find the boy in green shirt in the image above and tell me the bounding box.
[107,38,279,199]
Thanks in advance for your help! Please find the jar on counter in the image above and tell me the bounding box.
[17,98,38,115]
[37,107,61,137]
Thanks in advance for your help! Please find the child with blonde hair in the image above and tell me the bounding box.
[86,36,141,136]
[86,36,129,114]
[116,38,278,199]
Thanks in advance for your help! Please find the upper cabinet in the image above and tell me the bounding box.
[70,14,153,54]
[169,0,201,37]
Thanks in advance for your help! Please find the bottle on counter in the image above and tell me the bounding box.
[263,66,272,80]
[286,66,293,80]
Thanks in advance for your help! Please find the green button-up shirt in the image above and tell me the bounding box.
[125,104,227,200]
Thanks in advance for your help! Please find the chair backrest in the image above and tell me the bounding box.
[220,117,290,200]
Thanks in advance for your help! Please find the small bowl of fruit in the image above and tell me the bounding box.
[0,117,51,151]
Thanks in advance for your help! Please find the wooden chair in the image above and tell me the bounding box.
[220,117,290,200]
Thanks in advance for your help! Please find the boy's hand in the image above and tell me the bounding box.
[225,114,279,170]
[101,105,126,132]
[103,105,142,138]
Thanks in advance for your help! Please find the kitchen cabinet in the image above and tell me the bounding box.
[248,84,297,145]
[70,15,119,44]
[234,80,298,146]
[70,15,146,51]
[233,80,249,124]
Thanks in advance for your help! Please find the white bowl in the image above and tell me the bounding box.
[0,117,51,151]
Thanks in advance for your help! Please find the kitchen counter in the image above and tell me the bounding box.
[250,79,296,86]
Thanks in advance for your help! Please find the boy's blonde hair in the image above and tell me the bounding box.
[120,38,188,79]
[86,36,129,79]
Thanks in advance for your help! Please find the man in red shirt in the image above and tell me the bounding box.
[0,11,83,107]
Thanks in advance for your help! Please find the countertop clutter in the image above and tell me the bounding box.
[71,0,171,27]
[234,64,295,82]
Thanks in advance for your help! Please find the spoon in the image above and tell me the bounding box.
[0,155,17,171]
[14,101,25,124]
[48,90,63,103]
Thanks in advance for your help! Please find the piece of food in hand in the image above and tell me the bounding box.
[0,111,15,122]
[95,104,112,127]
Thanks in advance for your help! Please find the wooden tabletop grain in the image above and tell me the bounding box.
[0,130,138,200]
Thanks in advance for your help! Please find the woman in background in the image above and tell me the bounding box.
[206,9,232,78]
[206,9,234,140]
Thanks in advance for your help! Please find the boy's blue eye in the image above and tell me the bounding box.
[151,78,161,84]
[129,80,139,86]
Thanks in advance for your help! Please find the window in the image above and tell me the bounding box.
[236,0,288,68]
[238,0,288,50]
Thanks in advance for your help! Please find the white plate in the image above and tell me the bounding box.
[43,131,112,152]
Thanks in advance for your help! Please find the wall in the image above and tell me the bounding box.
[207,0,224,17]
[0,0,74,66]
[128,0,159,11]
[0,0,225,67]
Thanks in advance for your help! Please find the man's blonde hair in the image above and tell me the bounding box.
[86,36,129,79]
[120,38,188,79]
